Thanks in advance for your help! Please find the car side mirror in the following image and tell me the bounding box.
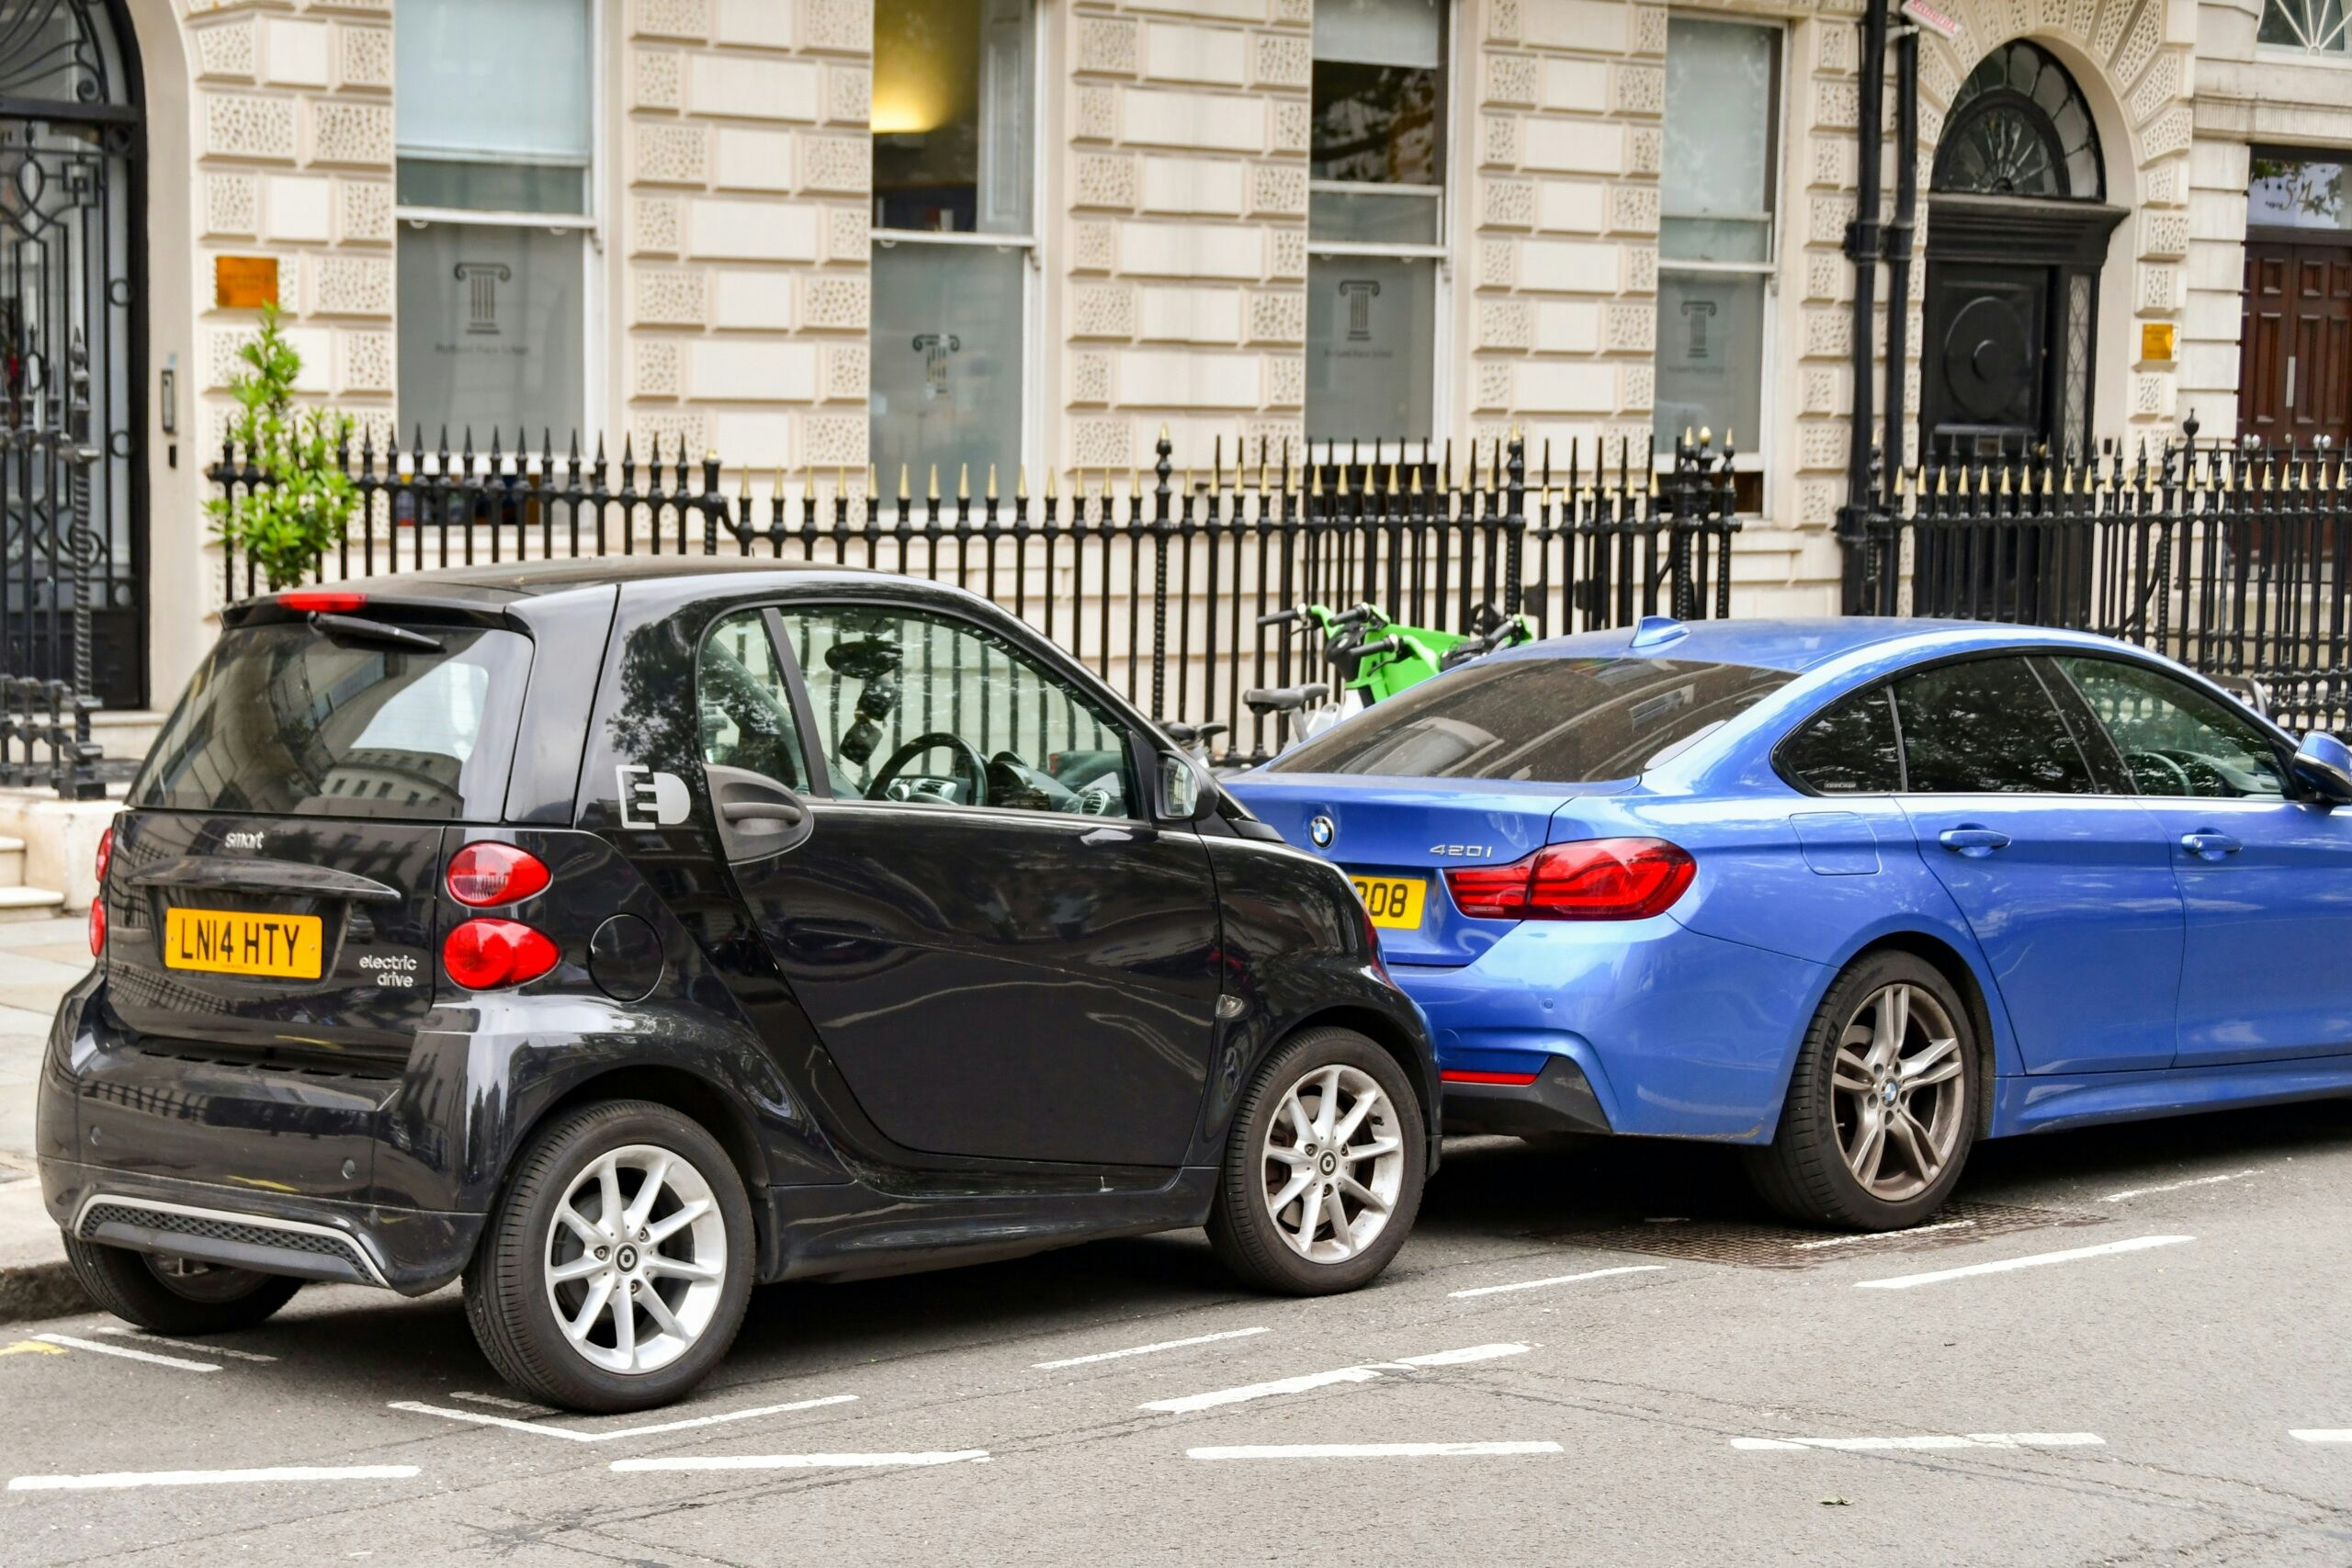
[2290,731,2352,806]
[1154,750,1217,823]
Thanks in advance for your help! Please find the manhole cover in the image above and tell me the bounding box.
[1539,1199,2109,1270]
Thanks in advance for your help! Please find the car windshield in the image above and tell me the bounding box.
[1267,655,1792,782]
[132,618,532,821]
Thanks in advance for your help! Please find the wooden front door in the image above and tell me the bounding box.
[1922,260,2053,460]
[2241,239,2352,447]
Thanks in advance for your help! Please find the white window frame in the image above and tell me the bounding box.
[867,0,1046,486]
[1655,13,1783,495]
[1305,0,1455,460]
[390,0,606,460]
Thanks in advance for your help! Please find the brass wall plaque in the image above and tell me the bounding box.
[2141,321,2177,364]
[215,255,280,310]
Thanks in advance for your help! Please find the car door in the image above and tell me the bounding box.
[2049,653,2352,1067]
[1891,653,2185,1074]
[706,599,1222,1168]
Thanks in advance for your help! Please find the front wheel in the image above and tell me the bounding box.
[1208,1027,1426,1294]
[62,1235,303,1334]
[463,1100,754,1413]
[1745,953,1979,1231]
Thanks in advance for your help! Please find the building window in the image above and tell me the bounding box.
[394,0,594,440]
[2258,0,2350,54]
[2249,152,2351,232]
[1306,0,1446,444]
[1654,17,1779,467]
[870,0,1035,490]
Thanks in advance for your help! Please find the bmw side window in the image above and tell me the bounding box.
[697,610,808,791]
[1893,657,2097,795]
[1780,686,1904,794]
[775,605,1137,819]
[2052,656,2288,800]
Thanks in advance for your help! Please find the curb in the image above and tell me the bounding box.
[0,1260,88,1325]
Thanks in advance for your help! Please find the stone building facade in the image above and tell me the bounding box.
[9,0,2350,708]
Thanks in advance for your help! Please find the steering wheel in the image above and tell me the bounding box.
[2127,749,2196,796]
[867,731,990,807]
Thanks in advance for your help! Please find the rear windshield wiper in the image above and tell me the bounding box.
[310,611,443,652]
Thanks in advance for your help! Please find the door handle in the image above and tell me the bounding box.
[1937,827,2011,857]
[2179,830,2242,861]
[722,797,806,826]
[1080,825,1139,846]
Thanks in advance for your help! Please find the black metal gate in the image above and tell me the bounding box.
[2,0,144,748]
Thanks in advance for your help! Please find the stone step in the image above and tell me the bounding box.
[90,708,166,769]
[0,836,22,888]
[0,885,65,922]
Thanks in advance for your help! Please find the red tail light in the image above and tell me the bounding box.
[87,897,106,958]
[1444,838,1695,921]
[278,590,368,614]
[94,826,112,887]
[447,842,551,907]
[442,918,559,989]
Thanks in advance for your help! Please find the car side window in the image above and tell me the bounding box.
[1893,657,2098,795]
[775,604,1138,819]
[697,609,808,790]
[2052,656,2288,800]
[1781,686,1904,794]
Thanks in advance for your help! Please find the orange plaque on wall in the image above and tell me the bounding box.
[2140,321,2177,364]
[214,255,280,310]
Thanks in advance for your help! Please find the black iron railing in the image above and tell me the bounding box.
[212,427,1745,764]
[1,339,105,798]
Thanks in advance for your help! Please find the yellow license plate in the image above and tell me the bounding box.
[163,908,325,980]
[1350,874,1427,931]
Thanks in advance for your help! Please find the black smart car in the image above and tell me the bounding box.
[38,561,1436,1411]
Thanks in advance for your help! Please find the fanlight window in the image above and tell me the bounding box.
[1932,40,2102,201]
[2258,0,2349,54]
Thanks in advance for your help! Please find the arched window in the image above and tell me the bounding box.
[0,0,130,108]
[1933,40,2102,201]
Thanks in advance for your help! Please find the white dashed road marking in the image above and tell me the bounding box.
[1855,1235,2194,1290]
[32,1332,218,1372]
[612,1451,989,1472]
[96,1327,277,1363]
[2103,1170,2259,1202]
[1141,1344,1532,1414]
[1033,1326,1270,1370]
[448,1391,561,1416]
[389,1393,857,1442]
[1449,1264,1665,1298]
[1732,1433,2105,1452]
[8,1465,420,1493]
[2290,1430,2352,1444]
[1189,1442,1563,1461]
[1792,1219,1978,1249]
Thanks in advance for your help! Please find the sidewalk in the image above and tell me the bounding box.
[0,915,92,1322]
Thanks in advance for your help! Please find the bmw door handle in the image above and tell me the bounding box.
[1937,827,2011,857]
[2179,830,2242,861]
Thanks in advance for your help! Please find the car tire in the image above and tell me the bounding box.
[463,1099,755,1414]
[1208,1026,1426,1295]
[1745,953,1980,1232]
[62,1235,303,1335]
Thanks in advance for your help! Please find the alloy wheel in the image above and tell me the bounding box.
[1259,1063,1407,1264]
[542,1143,729,1375]
[1830,983,1967,1202]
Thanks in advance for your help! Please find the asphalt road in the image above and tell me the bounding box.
[3,1106,2348,1567]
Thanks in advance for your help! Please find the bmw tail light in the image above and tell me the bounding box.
[447,841,552,907]
[443,918,560,989]
[1444,838,1695,921]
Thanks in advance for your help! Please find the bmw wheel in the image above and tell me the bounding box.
[1208,1027,1426,1293]
[464,1100,754,1413]
[1746,953,1979,1231]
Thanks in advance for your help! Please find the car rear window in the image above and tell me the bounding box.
[131,619,532,821]
[1266,655,1792,782]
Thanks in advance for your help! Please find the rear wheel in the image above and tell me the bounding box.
[1209,1027,1426,1294]
[463,1100,754,1414]
[62,1235,303,1334]
[1746,953,1978,1231]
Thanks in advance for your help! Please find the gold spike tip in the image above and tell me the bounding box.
[1015,464,1028,500]
[1698,425,1713,449]
[928,464,942,502]
[1893,465,1908,498]
[1935,466,1950,496]
[956,463,970,501]
[986,464,999,500]
[897,463,910,501]
[1408,467,1422,495]
[1043,466,1057,500]
[1724,429,1735,453]
[1158,422,1170,442]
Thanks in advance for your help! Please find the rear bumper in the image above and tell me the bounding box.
[1441,1056,1613,1137]
[40,1158,482,1296]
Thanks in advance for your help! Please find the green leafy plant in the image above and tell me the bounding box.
[206,303,358,592]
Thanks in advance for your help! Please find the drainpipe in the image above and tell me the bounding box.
[1838,0,1888,612]
[1882,20,1919,505]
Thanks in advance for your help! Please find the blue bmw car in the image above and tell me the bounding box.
[1224,617,2352,1231]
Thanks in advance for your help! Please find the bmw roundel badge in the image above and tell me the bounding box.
[1308,814,1335,849]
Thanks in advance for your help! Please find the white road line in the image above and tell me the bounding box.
[1449,1264,1665,1298]
[1190,1442,1562,1461]
[1855,1235,2194,1291]
[1733,1433,2104,1452]
[388,1393,857,1443]
[1792,1219,1978,1250]
[448,1391,560,1415]
[2290,1430,2352,1444]
[1141,1343,1531,1414]
[32,1332,218,1372]
[612,1451,988,1472]
[9,1465,419,1493]
[96,1327,277,1363]
[2103,1169,2258,1202]
[1033,1326,1269,1370]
